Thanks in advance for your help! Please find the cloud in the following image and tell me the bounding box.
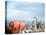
[7,1,44,21]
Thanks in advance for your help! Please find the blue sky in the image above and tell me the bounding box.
[7,1,44,21]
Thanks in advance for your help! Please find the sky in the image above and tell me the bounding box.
[7,1,45,21]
